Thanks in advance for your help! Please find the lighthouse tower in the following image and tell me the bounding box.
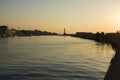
[63,28,66,36]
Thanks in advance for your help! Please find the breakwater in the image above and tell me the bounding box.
[73,32,120,44]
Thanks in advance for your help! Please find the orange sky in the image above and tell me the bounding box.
[1,0,120,34]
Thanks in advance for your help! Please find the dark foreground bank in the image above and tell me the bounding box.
[104,39,120,80]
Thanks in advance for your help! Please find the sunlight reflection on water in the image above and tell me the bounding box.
[0,36,114,80]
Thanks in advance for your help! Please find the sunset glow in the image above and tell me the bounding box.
[0,0,120,33]
[115,16,120,26]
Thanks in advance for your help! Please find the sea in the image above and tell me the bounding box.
[0,36,114,80]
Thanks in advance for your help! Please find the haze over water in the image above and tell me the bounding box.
[0,36,114,80]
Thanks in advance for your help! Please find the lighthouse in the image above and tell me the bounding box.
[63,28,66,36]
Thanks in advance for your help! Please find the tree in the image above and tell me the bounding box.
[0,25,8,35]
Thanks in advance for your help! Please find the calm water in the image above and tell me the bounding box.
[0,36,114,80]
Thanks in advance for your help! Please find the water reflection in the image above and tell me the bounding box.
[0,36,114,80]
[95,42,111,54]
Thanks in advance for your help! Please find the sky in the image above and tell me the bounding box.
[0,0,120,34]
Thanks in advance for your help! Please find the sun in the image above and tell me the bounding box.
[113,14,120,27]
[116,16,120,25]
[109,14,120,31]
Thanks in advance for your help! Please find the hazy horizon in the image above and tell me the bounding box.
[1,0,120,34]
